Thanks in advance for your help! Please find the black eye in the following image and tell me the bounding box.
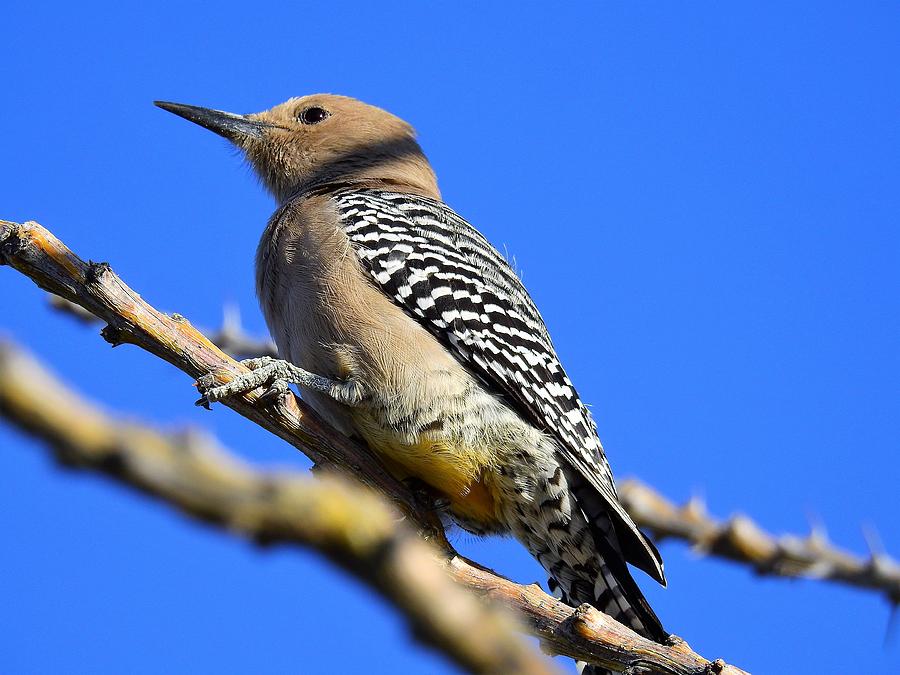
[299,106,330,125]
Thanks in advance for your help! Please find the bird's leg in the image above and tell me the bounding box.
[198,356,364,406]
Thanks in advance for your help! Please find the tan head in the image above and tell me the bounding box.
[155,95,439,203]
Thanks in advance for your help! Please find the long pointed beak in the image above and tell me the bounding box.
[154,101,270,141]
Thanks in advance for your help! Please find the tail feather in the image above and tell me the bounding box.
[590,541,666,640]
[505,455,666,675]
[554,471,668,675]
[563,468,667,641]
[552,553,666,675]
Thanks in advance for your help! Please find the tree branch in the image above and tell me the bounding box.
[0,340,553,675]
[619,480,900,606]
[0,338,744,675]
[1,218,746,674]
[2,220,437,538]
[47,286,900,608]
[48,295,278,359]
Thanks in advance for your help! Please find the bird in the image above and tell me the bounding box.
[156,94,669,672]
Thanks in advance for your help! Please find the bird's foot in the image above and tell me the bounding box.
[197,356,363,407]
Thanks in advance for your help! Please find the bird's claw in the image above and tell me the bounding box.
[257,377,290,405]
[196,358,292,406]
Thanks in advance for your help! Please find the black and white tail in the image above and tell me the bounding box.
[547,523,666,674]
[509,459,667,675]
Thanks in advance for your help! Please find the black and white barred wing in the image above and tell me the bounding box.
[335,189,664,583]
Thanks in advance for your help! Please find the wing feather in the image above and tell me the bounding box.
[335,189,664,584]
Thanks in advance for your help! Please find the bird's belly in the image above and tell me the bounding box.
[348,407,504,529]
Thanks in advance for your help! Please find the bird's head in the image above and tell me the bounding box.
[155,94,439,203]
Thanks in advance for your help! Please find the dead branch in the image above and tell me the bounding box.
[0,340,554,675]
[619,480,900,606]
[46,289,900,608]
[0,337,745,675]
[0,218,747,673]
[1,220,437,537]
[48,295,278,359]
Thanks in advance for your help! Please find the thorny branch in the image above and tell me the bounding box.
[48,287,900,607]
[0,217,747,674]
[3,222,437,535]
[0,340,744,675]
[0,340,554,675]
[619,481,900,606]
[48,294,278,358]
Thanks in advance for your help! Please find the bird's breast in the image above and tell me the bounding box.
[256,195,511,531]
[348,406,505,529]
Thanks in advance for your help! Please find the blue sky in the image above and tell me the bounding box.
[2,3,898,674]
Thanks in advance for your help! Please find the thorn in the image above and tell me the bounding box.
[805,511,829,547]
[571,603,596,634]
[100,324,124,347]
[723,514,747,537]
[884,603,898,648]
[665,634,686,647]
[683,492,708,520]
[862,523,885,562]
[86,260,112,283]
[222,303,241,334]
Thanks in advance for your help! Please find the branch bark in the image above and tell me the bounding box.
[619,480,900,606]
[2,220,437,537]
[1,218,747,674]
[49,295,279,359]
[0,337,744,675]
[48,290,900,608]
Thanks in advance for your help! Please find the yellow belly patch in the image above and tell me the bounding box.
[351,410,503,528]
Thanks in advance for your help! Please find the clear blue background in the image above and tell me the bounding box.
[2,3,898,674]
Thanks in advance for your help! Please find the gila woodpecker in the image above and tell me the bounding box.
[156,95,669,670]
